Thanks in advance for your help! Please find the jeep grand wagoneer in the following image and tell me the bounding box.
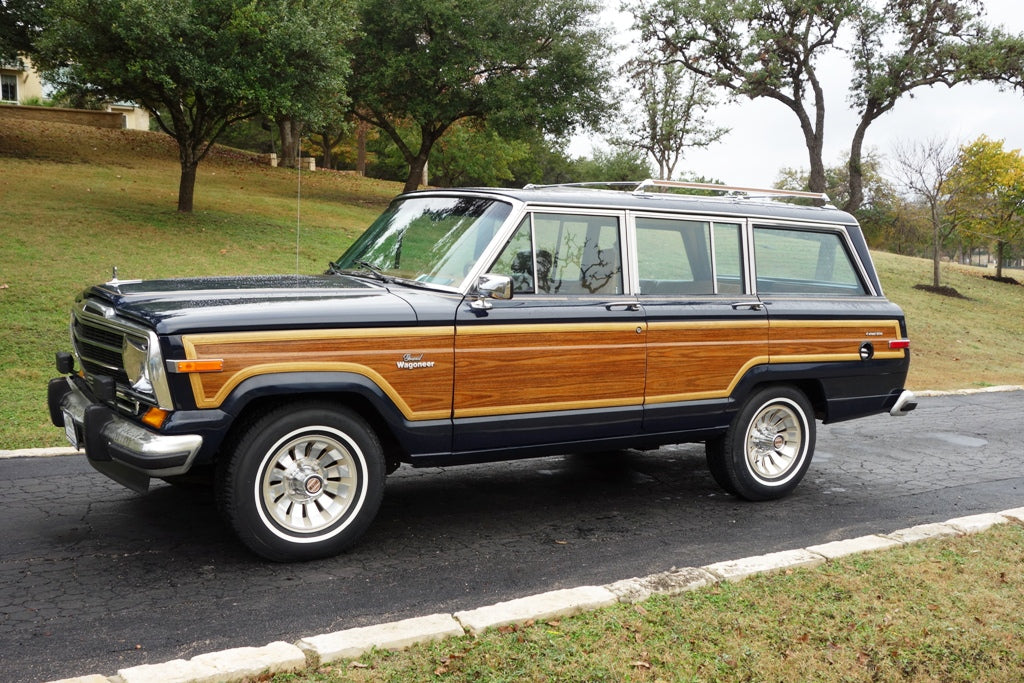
[49,180,915,560]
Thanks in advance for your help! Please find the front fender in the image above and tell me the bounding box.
[218,371,452,458]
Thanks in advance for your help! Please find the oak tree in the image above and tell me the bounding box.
[632,0,1024,211]
[35,0,355,212]
[347,0,614,193]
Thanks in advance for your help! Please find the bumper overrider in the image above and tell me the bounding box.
[889,389,918,417]
[47,375,203,493]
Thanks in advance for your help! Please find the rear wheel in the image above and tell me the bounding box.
[218,403,385,561]
[707,386,815,501]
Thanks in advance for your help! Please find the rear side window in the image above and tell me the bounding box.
[753,227,867,295]
[636,217,743,295]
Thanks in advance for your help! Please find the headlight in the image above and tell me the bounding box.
[123,336,154,394]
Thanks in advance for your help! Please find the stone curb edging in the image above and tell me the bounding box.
[48,506,1024,683]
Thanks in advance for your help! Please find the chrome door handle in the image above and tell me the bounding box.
[731,302,765,311]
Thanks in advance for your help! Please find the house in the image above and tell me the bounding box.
[0,57,43,104]
[0,56,150,130]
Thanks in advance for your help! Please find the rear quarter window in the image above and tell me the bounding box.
[753,226,867,296]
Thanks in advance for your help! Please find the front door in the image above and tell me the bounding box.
[453,211,646,453]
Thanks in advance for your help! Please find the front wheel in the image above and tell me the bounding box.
[707,386,815,501]
[218,403,385,561]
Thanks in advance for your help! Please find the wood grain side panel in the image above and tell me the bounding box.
[181,328,454,418]
[769,320,905,361]
[454,323,646,418]
[645,321,770,404]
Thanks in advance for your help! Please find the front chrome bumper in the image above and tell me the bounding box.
[50,377,203,492]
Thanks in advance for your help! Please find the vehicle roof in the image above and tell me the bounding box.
[409,185,859,226]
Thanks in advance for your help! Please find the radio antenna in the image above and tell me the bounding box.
[295,149,302,275]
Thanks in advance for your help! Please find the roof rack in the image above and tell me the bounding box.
[634,179,831,203]
[522,181,640,190]
[522,179,832,205]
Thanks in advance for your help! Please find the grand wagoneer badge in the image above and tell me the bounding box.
[397,353,435,369]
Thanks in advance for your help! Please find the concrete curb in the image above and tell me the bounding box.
[0,446,79,459]
[45,505,1024,683]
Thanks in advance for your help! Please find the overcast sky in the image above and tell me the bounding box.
[585,0,1024,189]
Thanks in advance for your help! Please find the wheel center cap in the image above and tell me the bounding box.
[304,474,325,495]
[773,434,786,450]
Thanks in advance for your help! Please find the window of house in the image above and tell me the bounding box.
[1,74,17,103]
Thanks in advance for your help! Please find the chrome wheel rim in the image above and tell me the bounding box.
[744,401,805,483]
[258,429,361,536]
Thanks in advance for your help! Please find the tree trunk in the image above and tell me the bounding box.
[996,240,1006,279]
[317,131,333,170]
[845,118,872,214]
[356,122,367,176]
[404,154,427,193]
[403,133,435,193]
[792,103,826,204]
[178,161,197,213]
[277,117,299,168]
[930,201,941,288]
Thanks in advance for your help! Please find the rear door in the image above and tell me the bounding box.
[452,210,646,452]
[634,213,769,435]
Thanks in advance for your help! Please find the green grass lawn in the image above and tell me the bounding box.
[280,522,1024,683]
[0,119,398,448]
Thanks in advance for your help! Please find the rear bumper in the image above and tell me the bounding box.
[889,390,918,417]
[48,377,203,491]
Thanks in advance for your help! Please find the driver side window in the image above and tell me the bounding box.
[491,213,622,295]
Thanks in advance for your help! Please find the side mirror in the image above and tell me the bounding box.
[470,274,512,310]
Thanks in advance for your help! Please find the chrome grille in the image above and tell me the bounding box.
[72,315,130,382]
[69,298,173,411]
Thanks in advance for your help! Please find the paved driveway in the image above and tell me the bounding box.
[2,391,1021,682]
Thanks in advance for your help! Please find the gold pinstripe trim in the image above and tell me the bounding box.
[769,319,902,331]
[456,322,644,336]
[453,396,640,419]
[182,326,454,351]
[186,361,450,420]
[644,355,771,405]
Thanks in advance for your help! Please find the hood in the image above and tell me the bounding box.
[82,274,420,334]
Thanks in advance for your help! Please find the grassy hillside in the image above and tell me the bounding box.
[0,118,400,448]
[1,118,1023,448]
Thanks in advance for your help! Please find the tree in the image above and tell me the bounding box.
[947,136,1024,280]
[615,57,728,180]
[0,0,42,62]
[891,138,961,288]
[572,145,655,183]
[347,0,614,193]
[428,121,531,188]
[776,150,914,250]
[35,0,354,212]
[632,0,1024,212]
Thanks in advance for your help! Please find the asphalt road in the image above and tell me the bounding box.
[2,391,1022,682]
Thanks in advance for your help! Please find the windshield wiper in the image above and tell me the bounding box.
[355,260,388,278]
[326,259,391,283]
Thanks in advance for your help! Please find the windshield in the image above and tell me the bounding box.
[335,196,513,290]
